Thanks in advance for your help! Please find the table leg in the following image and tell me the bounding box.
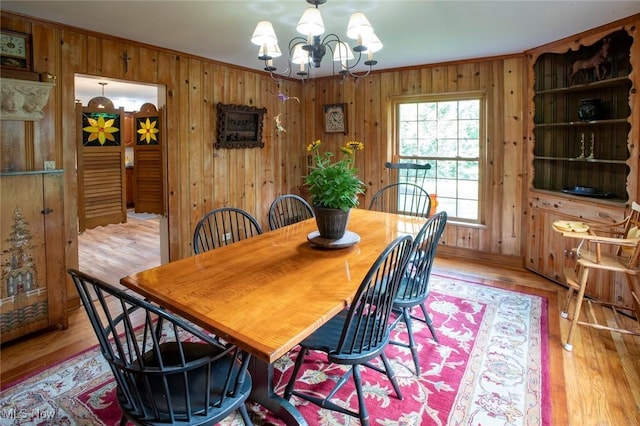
[249,357,308,426]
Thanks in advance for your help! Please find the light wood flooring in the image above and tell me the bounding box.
[1,217,639,425]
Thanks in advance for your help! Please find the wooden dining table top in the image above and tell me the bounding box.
[120,208,426,363]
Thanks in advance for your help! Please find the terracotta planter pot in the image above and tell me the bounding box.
[313,206,350,239]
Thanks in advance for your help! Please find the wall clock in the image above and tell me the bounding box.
[324,103,347,133]
[0,30,32,71]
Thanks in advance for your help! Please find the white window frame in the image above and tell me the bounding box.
[390,91,487,224]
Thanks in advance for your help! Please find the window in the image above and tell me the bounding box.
[394,94,484,222]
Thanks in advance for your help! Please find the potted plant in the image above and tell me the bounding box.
[305,139,365,239]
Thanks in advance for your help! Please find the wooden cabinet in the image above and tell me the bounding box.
[0,171,67,343]
[124,112,134,147]
[525,18,640,310]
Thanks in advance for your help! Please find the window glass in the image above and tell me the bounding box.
[395,95,483,222]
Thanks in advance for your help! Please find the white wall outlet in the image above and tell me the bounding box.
[44,161,56,170]
[224,232,232,241]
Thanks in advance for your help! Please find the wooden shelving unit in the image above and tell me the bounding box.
[524,19,640,311]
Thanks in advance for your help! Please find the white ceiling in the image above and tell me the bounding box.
[4,0,640,104]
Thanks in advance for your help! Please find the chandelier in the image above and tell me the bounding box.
[250,0,383,81]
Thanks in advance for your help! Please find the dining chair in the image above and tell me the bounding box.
[561,201,640,351]
[369,162,432,218]
[67,268,253,425]
[283,234,413,426]
[268,194,314,230]
[390,211,448,375]
[193,207,262,254]
[385,161,431,188]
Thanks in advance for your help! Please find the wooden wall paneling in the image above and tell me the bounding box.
[211,65,229,231]
[188,57,204,214]
[31,25,57,170]
[201,62,215,215]
[0,14,26,32]
[456,62,480,91]
[419,67,434,94]
[291,81,305,194]
[157,52,183,258]
[260,77,276,220]
[278,79,303,196]
[446,65,459,92]
[400,69,420,95]
[99,39,127,79]
[477,61,496,252]
[242,71,259,220]
[361,74,382,208]
[224,69,241,210]
[344,77,357,140]
[231,72,247,211]
[378,72,395,194]
[501,57,525,256]
[85,36,101,75]
[137,47,159,83]
[0,121,27,171]
[60,29,85,308]
[431,65,447,93]
[184,57,203,253]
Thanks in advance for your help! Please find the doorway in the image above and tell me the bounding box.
[75,75,168,285]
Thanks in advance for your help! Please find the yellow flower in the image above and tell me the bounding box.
[307,139,321,152]
[346,140,364,151]
[340,146,353,155]
[83,115,119,145]
[137,118,160,144]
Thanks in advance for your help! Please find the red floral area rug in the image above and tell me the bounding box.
[0,275,550,425]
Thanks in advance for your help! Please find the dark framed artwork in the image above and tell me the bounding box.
[81,112,122,146]
[216,103,266,149]
[324,103,347,133]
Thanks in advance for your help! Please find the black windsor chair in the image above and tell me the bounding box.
[369,162,432,218]
[67,269,253,426]
[268,194,315,230]
[390,211,448,375]
[193,207,262,254]
[283,234,414,426]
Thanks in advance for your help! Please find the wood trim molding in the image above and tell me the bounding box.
[436,245,525,270]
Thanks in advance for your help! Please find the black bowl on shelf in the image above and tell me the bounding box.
[561,185,615,198]
[577,98,605,121]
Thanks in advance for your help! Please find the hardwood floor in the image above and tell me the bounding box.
[1,217,639,425]
[77,211,161,289]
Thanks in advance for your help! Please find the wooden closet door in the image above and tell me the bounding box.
[76,98,126,232]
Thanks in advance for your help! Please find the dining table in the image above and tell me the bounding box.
[120,208,426,425]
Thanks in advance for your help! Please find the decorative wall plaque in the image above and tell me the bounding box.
[216,103,265,149]
[0,78,55,121]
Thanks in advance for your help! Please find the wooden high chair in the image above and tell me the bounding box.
[559,201,640,351]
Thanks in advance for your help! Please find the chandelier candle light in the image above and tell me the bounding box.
[251,0,383,80]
